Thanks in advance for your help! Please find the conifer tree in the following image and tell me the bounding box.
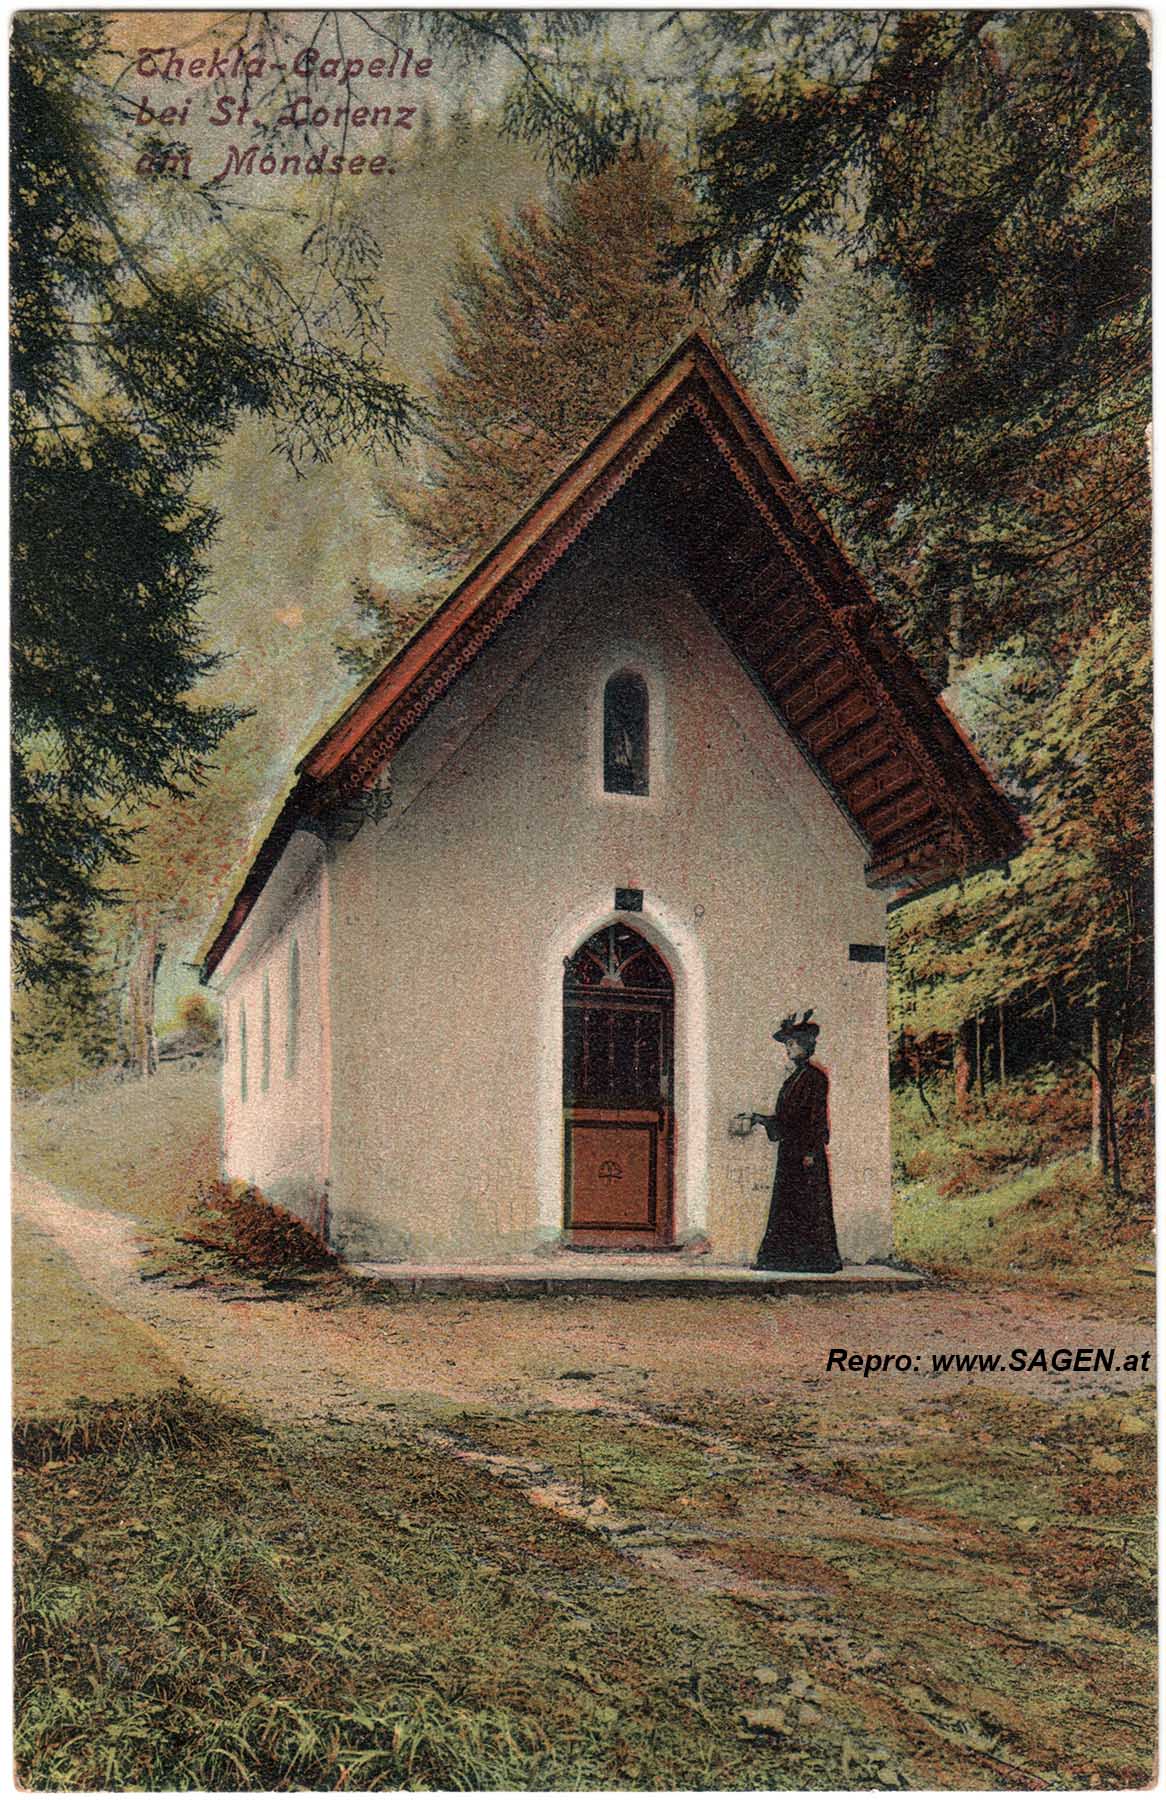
[889,605,1151,1189]
[483,12,1149,676]
[717,12,1151,678]
[11,14,416,988]
[338,145,706,675]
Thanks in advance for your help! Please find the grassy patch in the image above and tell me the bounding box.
[11,1048,1155,1789]
[14,1061,220,1228]
[16,1392,882,1792]
[892,1073,1153,1296]
[14,1383,239,1470]
[460,1409,723,1514]
[13,1215,182,1418]
[831,1389,1156,1787]
[12,1310,1155,1789]
[416,1389,1156,1790]
[869,1388,1155,1528]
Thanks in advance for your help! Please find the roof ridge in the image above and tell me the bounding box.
[200,342,1021,981]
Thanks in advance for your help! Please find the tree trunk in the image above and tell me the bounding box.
[1107,1088,1123,1197]
[1090,1008,1109,1174]
[947,590,964,687]
[916,1066,937,1125]
[954,1021,975,1115]
[910,1036,937,1124]
[124,921,163,1078]
[975,1013,986,1098]
[997,1003,1006,1086]
[114,997,131,1071]
[145,936,163,1076]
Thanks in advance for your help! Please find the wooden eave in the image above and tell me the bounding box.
[201,331,1022,982]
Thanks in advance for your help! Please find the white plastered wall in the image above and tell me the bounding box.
[323,511,894,1264]
[212,830,332,1225]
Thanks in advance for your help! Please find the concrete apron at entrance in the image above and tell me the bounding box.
[348,1254,925,1300]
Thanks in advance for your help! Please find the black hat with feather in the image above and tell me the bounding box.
[773,1009,819,1046]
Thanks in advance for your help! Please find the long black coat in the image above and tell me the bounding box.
[754,1061,843,1272]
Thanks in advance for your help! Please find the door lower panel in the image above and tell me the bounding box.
[564,1107,673,1247]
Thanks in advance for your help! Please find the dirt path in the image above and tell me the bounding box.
[15,1171,1156,1789]
[15,1173,1144,1425]
[15,1170,1152,1430]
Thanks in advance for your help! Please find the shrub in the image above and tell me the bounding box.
[174,992,219,1047]
[180,1179,336,1276]
[900,1148,933,1181]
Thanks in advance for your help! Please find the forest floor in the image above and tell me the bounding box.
[12,1066,1157,1790]
[891,1072,1154,1303]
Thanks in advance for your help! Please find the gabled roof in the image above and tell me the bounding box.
[201,332,1022,981]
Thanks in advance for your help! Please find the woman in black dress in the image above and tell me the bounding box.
[749,1011,843,1273]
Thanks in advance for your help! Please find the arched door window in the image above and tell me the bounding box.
[603,672,648,795]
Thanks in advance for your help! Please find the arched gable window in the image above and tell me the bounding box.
[285,939,301,1080]
[239,1006,248,1103]
[603,672,649,795]
[261,975,272,1093]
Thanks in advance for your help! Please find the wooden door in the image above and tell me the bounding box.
[563,924,674,1248]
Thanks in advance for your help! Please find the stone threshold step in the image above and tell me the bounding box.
[348,1262,926,1300]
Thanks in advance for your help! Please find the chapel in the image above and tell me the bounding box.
[200,335,1021,1266]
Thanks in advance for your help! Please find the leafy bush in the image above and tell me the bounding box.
[180,1180,336,1276]
[173,992,219,1047]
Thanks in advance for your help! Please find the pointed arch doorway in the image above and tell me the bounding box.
[562,923,675,1248]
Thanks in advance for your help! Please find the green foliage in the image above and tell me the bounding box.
[741,13,1149,672]
[891,606,1151,1043]
[428,13,654,177]
[12,934,116,1091]
[892,1070,1153,1290]
[489,15,1148,673]
[334,582,439,683]
[11,15,417,988]
[676,14,1148,315]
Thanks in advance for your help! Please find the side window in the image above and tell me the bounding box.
[240,1006,248,1103]
[603,672,649,796]
[261,974,271,1093]
[286,939,300,1080]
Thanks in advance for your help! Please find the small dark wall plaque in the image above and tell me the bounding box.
[849,943,886,963]
[615,888,643,913]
